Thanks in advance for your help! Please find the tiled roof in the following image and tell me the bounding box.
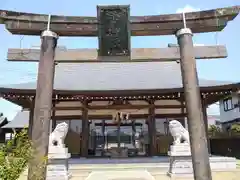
[2,111,28,129]
[0,62,238,91]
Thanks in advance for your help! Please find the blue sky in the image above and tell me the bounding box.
[0,0,239,120]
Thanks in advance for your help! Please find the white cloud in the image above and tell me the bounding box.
[176,5,200,13]
[176,6,203,46]
[194,44,205,46]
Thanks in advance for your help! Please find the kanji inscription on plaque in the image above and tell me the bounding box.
[97,5,131,58]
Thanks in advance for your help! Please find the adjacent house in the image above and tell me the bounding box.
[219,92,240,130]
[1,110,30,142]
[1,110,29,130]
[0,113,9,143]
[207,115,221,127]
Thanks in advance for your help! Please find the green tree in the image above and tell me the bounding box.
[230,124,240,133]
[0,129,34,180]
[208,125,221,134]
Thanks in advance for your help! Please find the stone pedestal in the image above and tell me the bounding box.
[168,144,237,177]
[46,145,71,180]
[168,144,192,176]
[168,144,191,156]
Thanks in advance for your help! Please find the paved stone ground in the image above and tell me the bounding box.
[66,171,240,180]
[18,159,240,180]
[19,170,240,180]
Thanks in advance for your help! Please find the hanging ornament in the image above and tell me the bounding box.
[112,111,132,124]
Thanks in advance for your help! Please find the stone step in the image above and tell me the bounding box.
[69,163,169,169]
[69,166,168,177]
[72,170,163,180]
[68,163,169,176]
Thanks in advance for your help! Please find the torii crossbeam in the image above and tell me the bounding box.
[7,45,227,63]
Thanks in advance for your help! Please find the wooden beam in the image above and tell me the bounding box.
[53,104,184,111]
[204,94,227,106]
[0,6,237,24]
[53,113,186,120]
[6,98,31,108]
[1,6,239,36]
[7,45,227,63]
[5,20,226,36]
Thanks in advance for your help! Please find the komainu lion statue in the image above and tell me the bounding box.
[169,120,190,145]
[49,122,69,147]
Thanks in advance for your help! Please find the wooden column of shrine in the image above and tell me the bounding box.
[132,120,136,148]
[81,100,89,157]
[176,28,212,180]
[117,115,121,152]
[148,100,156,156]
[101,119,105,156]
[180,98,186,126]
[202,100,211,155]
[28,97,35,139]
[51,100,56,131]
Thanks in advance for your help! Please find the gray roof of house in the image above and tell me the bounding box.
[0,62,238,91]
[2,111,29,129]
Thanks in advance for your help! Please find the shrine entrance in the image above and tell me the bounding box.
[91,120,148,158]
[2,4,239,179]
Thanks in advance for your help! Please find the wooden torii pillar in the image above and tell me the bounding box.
[176,27,212,180]
[28,29,58,180]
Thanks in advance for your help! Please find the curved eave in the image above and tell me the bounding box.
[0,6,239,36]
[0,83,239,97]
[0,6,238,23]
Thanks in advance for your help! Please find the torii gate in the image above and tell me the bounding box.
[0,5,239,180]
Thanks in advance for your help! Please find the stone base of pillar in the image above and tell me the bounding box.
[47,145,71,180]
[167,144,192,176]
[167,144,237,177]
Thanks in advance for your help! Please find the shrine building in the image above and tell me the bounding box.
[0,62,239,157]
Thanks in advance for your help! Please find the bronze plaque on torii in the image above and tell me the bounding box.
[97,5,131,58]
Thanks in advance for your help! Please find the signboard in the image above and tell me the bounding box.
[97,5,131,58]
